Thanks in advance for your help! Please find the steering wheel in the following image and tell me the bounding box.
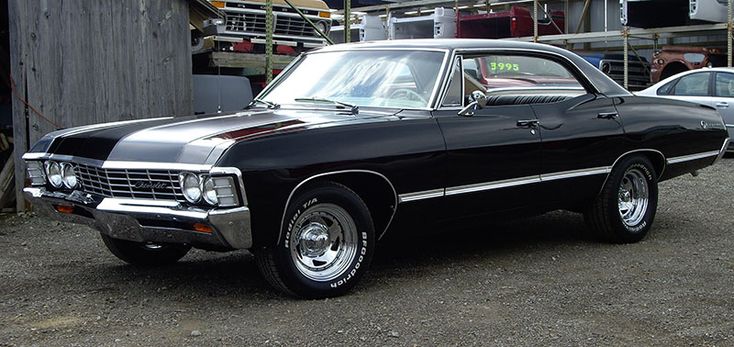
[388,88,428,104]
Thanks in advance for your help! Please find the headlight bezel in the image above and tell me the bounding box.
[44,161,63,188]
[60,162,78,189]
[180,172,203,203]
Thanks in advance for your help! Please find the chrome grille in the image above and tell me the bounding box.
[75,163,184,201]
[274,16,313,36]
[224,12,318,37]
[226,12,268,33]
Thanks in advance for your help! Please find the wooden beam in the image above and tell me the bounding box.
[209,52,296,74]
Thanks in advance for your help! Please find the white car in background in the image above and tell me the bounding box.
[637,67,734,152]
[690,0,730,23]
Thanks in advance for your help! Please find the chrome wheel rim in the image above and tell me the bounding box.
[289,203,357,282]
[618,168,649,227]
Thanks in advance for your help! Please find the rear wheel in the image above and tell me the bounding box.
[585,156,659,243]
[100,234,191,266]
[255,182,375,298]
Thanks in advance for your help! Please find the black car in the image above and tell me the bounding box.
[23,39,730,298]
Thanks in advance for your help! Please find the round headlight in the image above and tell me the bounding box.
[45,161,63,188]
[61,163,78,189]
[316,20,329,34]
[180,173,202,203]
[202,177,218,206]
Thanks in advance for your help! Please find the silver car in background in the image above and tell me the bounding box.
[690,0,730,23]
[637,67,734,152]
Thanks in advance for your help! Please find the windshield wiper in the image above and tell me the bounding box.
[247,98,280,109]
[293,97,359,115]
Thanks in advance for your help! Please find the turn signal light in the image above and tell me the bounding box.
[192,223,213,234]
[210,1,225,8]
[319,11,331,18]
[55,205,74,214]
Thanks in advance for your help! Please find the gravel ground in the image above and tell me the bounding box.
[1,159,733,346]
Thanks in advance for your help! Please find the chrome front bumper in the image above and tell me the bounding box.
[24,187,252,250]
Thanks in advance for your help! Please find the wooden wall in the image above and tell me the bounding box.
[8,0,193,210]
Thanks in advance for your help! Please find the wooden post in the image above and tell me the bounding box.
[344,0,351,43]
[265,0,274,83]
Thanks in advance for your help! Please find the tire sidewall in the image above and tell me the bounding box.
[276,184,374,297]
[607,157,659,240]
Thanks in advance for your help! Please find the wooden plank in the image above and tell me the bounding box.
[8,0,28,212]
[0,156,15,210]
[210,51,296,72]
[9,0,194,210]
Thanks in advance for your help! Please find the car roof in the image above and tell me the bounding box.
[314,39,631,97]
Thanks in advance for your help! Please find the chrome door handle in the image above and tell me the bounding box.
[516,119,539,128]
[716,102,729,108]
[597,112,619,119]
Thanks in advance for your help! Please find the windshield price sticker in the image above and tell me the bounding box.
[489,62,520,72]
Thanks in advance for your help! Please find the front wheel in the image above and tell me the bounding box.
[255,182,375,298]
[584,155,659,243]
[100,234,191,266]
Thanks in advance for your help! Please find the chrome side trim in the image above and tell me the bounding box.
[666,150,720,164]
[445,175,541,196]
[398,188,445,203]
[714,137,730,163]
[277,170,399,243]
[725,124,734,128]
[540,166,611,182]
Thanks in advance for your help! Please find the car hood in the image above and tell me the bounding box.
[31,107,397,166]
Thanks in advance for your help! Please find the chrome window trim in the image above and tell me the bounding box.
[256,48,451,111]
[278,169,399,242]
[435,48,609,106]
[666,150,720,164]
[437,55,465,110]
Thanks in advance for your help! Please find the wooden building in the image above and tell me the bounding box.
[4,0,219,211]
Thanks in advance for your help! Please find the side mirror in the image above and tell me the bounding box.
[471,90,488,108]
[458,91,488,117]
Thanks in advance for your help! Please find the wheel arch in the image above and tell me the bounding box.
[599,149,666,195]
[277,170,398,245]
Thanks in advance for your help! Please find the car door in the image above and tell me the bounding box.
[712,71,734,141]
[433,54,542,219]
[531,93,626,208]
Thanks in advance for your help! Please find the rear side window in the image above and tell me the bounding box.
[672,72,710,96]
[715,72,734,97]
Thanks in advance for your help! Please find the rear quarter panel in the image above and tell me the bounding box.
[615,95,727,179]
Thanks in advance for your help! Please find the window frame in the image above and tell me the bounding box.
[436,49,595,110]
[713,71,734,98]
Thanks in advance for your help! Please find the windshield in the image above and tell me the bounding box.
[260,50,447,109]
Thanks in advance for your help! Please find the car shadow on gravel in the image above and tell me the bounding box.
[73,210,595,299]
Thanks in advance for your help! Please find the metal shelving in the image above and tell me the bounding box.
[331,0,734,89]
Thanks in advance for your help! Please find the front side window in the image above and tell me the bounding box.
[672,72,710,96]
[261,50,446,109]
[715,72,734,97]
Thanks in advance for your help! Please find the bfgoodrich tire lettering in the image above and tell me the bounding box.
[255,181,375,298]
[585,155,659,243]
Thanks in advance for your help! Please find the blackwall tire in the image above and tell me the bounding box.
[584,155,659,244]
[255,181,375,299]
[100,234,191,266]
